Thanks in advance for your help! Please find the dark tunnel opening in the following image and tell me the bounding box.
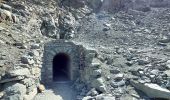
[53,53,71,82]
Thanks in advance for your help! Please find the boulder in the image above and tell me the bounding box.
[131,80,170,99]
[86,88,98,96]
[4,83,26,100]
[114,73,124,81]
[21,55,34,65]
[91,78,106,92]
[31,44,40,49]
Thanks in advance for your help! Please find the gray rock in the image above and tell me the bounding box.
[131,80,170,99]
[114,73,124,81]
[111,80,126,88]
[4,83,26,100]
[110,68,120,74]
[92,69,102,77]
[137,59,149,65]
[21,55,34,64]
[86,88,98,96]
[1,4,12,11]
[166,60,170,69]
[91,78,106,92]
[28,50,40,57]
[31,44,40,49]
[41,17,58,38]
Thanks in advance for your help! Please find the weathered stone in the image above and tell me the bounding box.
[131,80,170,99]
[8,68,30,77]
[0,76,24,84]
[92,69,102,77]
[110,68,120,74]
[111,80,126,88]
[137,59,149,65]
[4,83,26,100]
[28,50,40,57]
[31,44,40,49]
[21,55,34,64]
[1,4,12,11]
[114,73,124,81]
[38,84,45,93]
[24,88,37,100]
[40,16,58,38]
[86,88,98,96]
[166,60,170,69]
[31,67,40,75]
[91,78,106,92]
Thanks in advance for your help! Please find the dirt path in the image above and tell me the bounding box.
[34,82,77,100]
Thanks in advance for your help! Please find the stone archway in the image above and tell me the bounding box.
[53,53,71,81]
[41,40,86,84]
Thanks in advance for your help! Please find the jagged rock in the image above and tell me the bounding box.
[114,73,124,81]
[3,83,26,100]
[31,44,40,49]
[91,78,106,92]
[137,59,150,65]
[86,88,98,96]
[131,80,170,99]
[110,68,120,74]
[111,80,126,88]
[1,4,12,11]
[158,37,170,43]
[40,16,58,39]
[59,12,76,39]
[28,50,40,57]
[92,69,102,77]
[8,68,30,77]
[166,60,170,69]
[21,55,34,64]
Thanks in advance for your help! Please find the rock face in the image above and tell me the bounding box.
[131,80,170,99]
[40,16,59,39]
[3,83,26,100]
[7,68,30,77]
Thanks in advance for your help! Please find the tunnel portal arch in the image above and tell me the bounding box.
[53,53,71,81]
[42,40,86,84]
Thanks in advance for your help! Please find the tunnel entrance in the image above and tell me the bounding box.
[53,53,71,82]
